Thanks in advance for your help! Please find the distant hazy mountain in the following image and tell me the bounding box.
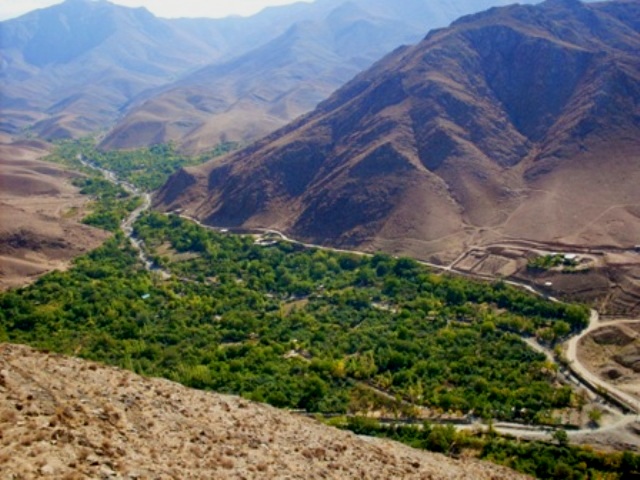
[157,0,640,263]
[102,0,539,152]
[1,0,538,144]
[0,0,224,138]
[0,0,343,139]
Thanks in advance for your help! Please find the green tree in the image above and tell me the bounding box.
[551,428,569,446]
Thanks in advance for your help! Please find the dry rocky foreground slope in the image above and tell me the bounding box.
[157,0,640,265]
[0,137,108,289]
[0,344,528,479]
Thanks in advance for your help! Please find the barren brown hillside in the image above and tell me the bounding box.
[0,139,108,289]
[157,0,640,266]
[0,343,529,479]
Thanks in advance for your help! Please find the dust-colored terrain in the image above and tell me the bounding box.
[578,322,640,406]
[0,138,108,289]
[0,343,529,479]
[449,242,640,317]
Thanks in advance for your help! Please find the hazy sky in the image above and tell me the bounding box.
[0,0,315,21]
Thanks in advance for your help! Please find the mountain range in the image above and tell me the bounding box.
[101,0,539,152]
[157,0,640,263]
[1,0,536,150]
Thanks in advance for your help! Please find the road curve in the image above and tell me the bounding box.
[566,312,640,414]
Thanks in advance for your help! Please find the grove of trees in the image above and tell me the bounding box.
[0,211,590,422]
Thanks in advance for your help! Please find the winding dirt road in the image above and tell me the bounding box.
[566,313,640,414]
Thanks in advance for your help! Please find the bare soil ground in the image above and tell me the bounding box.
[571,424,640,454]
[0,139,109,290]
[451,242,640,318]
[0,343,530,479]
[578,322,640,407]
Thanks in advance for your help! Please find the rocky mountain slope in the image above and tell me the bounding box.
[157,0,640,263]
[101,0,535,152]
[0,343,529,479]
